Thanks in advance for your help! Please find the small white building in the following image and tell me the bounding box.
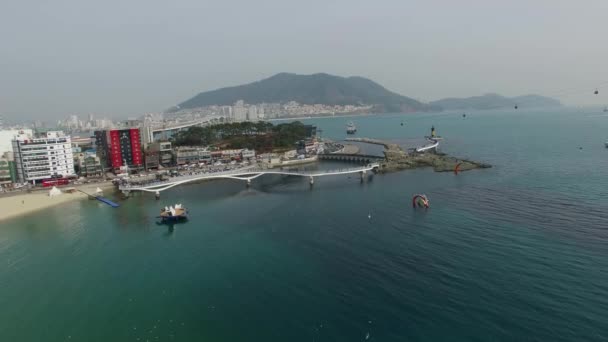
[12,131,76,183]
[241,149,256,160]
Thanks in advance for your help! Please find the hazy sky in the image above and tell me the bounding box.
[2,0,608,122]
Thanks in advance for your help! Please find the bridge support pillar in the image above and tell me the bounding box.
[309,176,314,187]
[155,191,160,200]
[360,170,367,182]
[246,179,251,187]
[122,190,130,198]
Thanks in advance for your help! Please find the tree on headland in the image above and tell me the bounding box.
[174,121,307,151]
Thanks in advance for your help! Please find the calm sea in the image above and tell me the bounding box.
[1,108,607,341]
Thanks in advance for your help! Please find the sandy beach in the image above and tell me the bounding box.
[0,182,116,222]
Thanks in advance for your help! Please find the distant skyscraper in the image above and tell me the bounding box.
[233,100,247,122]
[247,106,258,121]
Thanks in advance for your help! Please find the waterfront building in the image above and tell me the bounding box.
[241,149,255,160]
[11,131,76,183]
[93,130,110,169]
[175,146,212,165]
[94,129,143,172]
[159,141,173,166]
[144,144,160,170]
[175,146,200,165]
[75,153,104,178]
[108,129,143,171]
[0,154,15,187]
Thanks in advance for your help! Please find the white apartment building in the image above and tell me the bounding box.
[233,100,247,122]
[12,131,76,183]
[247,105,258,121]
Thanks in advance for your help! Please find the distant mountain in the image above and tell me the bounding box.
[172,73,437,113]
[430,93,562,110]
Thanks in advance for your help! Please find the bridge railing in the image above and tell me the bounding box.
[119,167,264,190]
[120,163,379,190]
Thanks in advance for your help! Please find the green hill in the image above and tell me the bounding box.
[430,93,561,110]
[172,73,437,113]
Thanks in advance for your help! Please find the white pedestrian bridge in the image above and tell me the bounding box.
[119,163,381,194]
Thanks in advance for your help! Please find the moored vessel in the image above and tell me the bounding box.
[159,204,188,222]
[346,121,357,134]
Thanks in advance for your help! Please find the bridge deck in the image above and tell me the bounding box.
[120,163,380,193]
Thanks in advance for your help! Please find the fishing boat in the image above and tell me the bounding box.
[158,204,188,223]
[346,121,357,134]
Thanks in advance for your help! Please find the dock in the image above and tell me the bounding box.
[77,190,120,208]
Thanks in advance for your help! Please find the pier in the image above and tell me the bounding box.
[76,189,120,208]
[119,163,380,194]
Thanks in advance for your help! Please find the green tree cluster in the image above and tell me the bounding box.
[173,121,307,151]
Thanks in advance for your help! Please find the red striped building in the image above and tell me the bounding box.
[96,129,143,171]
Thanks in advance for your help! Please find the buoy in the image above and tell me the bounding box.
[412,194,430,209]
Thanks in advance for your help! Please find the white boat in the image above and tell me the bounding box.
[346,121,357,134]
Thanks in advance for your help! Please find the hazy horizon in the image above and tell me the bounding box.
[2,0,608,122]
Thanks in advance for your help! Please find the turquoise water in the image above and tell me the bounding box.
[1,109,608,341]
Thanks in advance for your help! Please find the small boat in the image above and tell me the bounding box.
[603,106,608,113]
[346,121,357,134]
[158,204,188,223]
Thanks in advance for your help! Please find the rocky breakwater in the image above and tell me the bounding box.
[347,137,491,173]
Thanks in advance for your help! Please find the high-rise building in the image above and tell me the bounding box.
[95,129,143,171]
[11,131,75,183]
[108,129,143,171]
[93,130,110,169]
[233,100,247,122]
[247,105,258,122]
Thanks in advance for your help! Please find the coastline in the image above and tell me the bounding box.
[0,182,116,223]
[269,112,378,122]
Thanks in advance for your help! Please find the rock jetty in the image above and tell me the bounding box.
[346,137,491,173]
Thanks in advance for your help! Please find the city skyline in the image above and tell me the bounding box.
[2,0,608,121]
